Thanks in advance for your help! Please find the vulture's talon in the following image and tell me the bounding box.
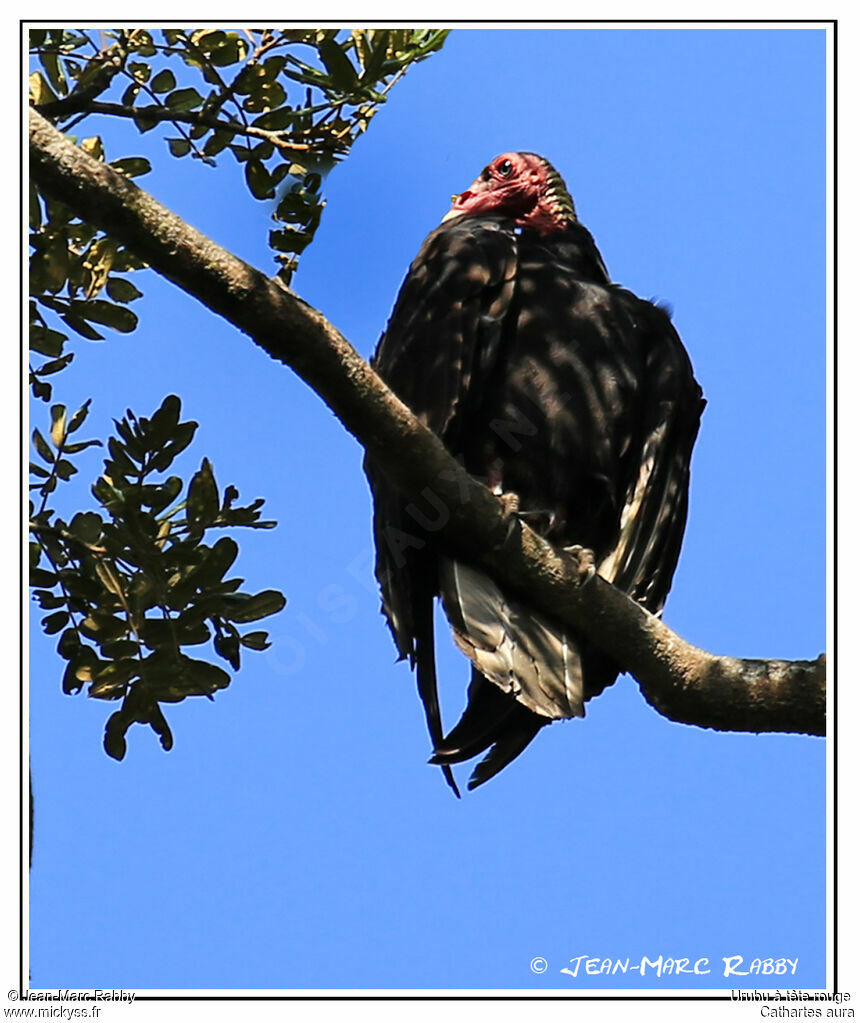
[497,491,521,545]
[515,507,557,536]
[563,544,596,586]
[499,490,521,516]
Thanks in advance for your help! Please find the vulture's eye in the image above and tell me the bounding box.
[498,159,514,177]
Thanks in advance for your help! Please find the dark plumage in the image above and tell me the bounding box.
[364,153,704,793]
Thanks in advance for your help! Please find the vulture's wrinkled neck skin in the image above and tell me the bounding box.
[441,152,577,236]
[516,195,575,235]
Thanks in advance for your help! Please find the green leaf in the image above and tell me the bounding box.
[50,404,67,448]
[256,81,286,111]
[71,652,106,688]
[178,657,231,695]
[245,160,274,200]
[140,476,183,513]
[107,435,138,476]
[224,589,286,624]
[29,183,42,230]
[251,107,296,131]
[93,557,128,602]
[63,439,101,455]
[56,628,80,660]
[63,648,98,695]
[104,710,130,760]
[167,137,192,158]
[109,157,152,178]
[43,610,70,634]
[67,399,92,433]
[150,69,176,93]
[192,537,239,588]
[270,165,292,187]
[100,639,141,659]
[138,619,176,651]
[189,28,226,51]
[239,630,271,651]
[208,35,246,67]
[38,50,66,96]
[147,394,182,443]
[358,31,390,83]
[134,112,159,134]
[79,610,129,643]
[31,378,52,401]
[69,299,138,333]
[214,631,241,671]
[149,421,196,472]
[60,311,104,341]
[282,64,330,91]
[228,143,252,163]
[148,705,174,750]
[176,618,211,646]
[82,236,118,299]
[105,278,144,303]
[249,140,274,162]
[33,478,57,496]
[130,28,157,55]
[32,428,55,464]
[318,37,359,91]
[127,61,151,82]
[93,658,139,687]
[112,249,147,273]
[68,511,103,545]
[186,458,219,530]
[36,354,75,376]
[32,234,70,293]
[30,567,58,588]
[202,130,234,157]
[30,326,67,358]
[166,87,203,111]
[121,82,141,106]
[261,54,288,80]
[269,229,312,255]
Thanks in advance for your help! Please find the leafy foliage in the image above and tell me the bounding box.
[29,395,285,759]
[28,27,448,760]
[29,28,448,284]
[29,183,147,402]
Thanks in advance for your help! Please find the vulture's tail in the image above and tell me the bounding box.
[432,558,586,788]
[430,669,549,789]
[438,558,586,720]
[413,589,461,798]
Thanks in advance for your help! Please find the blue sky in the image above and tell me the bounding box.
[28,27,827,992]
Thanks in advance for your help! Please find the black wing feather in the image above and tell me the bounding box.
[364,217,518,779]
[594,294,705,611]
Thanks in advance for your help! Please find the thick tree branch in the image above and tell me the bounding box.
[29,108,826,737]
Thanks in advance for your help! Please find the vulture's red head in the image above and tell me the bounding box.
[442,152,577,235]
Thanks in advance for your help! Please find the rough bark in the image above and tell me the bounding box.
[28,108,826,738]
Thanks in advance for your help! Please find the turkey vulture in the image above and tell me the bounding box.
[364,152,704,794]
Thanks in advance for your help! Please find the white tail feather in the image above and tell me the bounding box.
[438,559,585,720]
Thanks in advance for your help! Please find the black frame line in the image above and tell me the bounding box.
[21,16,837,1003]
